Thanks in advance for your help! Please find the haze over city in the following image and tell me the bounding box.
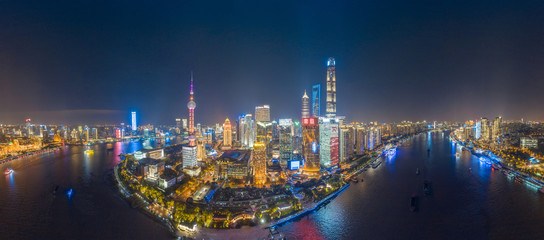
[2,1,544,125]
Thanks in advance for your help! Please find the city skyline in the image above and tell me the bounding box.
[2,1,544,125]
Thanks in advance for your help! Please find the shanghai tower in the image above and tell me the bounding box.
[326,57,336,118]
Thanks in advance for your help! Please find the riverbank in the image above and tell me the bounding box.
[0,146,66,165]
[451,135,544,192]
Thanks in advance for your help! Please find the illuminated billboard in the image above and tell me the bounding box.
[289,160,301,171]
[312,142,318,153]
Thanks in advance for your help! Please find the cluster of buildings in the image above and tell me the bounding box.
[454,117,544,154]
[170,57,428,186]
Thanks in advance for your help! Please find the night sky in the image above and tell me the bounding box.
[1,1,544,125]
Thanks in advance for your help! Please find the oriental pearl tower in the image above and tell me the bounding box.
[187,72,196,146]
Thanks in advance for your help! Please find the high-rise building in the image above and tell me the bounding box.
[302,91,310,118]
[279,119,293,167]
[355,126,365,155]
[239,114,255,148]
[182,119,188,130]
[474,121,482,139]
[255,105,271,122]
[492,116,502,142]
[182,145,197,168]
[339,126,351,163]
[312,84,321,117]
[326,57,336,118]
[223,118,232,148]
[175,118,181,133]
[131,112,137,131]
[319,117,339,168]
[197,137,206,161]
[252,142,267,185]
[302,117,320,173]
[481,117,490,141]
[85,126,89,142]
[256,121,273,157]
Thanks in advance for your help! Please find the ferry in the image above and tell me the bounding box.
[4,168,13,175]
[372,161,382,169]
[84,149,94,155]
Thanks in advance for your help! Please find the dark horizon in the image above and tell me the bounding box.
[2,1,544,125]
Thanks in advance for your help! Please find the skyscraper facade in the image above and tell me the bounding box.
[131,111,137,131]
[255,105,271,122]
[253,142,267,185]
[240,114,255,148]
[492,116,502,142]
[182,145,197,168]
[279,119,293,167]
[182,119,188,130]
[302,91,310,118]
[481,117,490,141]
[319,117,339,168]
[223,118,232,148]
[302,117,320,173]
[326,57,336,118]
[312,84,321,117]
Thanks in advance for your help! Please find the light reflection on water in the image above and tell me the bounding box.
[0,137,181,239]
[280,132,544,239]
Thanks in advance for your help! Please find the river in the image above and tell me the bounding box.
[0,138,178,239]
[3,133,544,239]
[278,131,544,239]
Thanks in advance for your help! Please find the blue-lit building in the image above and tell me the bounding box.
[312,84,321,117]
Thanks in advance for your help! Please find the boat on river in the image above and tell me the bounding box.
[5,168,13,175]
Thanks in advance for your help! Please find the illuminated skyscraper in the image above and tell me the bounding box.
[252,142,267,185]
[481,117,490,141]
[326,57,336,118]
[197,137,206,161]
[182,119,188,130]
[279,119,293,167]
[239,114,255,148]
[312,84,321,117]
[492,116,502,142]
[255,105,270,122]
[302,117,320,173]
[182,145,197,168]
[302,91,310,118]
[223,118,232,148]
[319,117,339,168]
[131,112,137,131]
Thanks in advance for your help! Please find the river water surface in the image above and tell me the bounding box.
[279,132,544,239]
